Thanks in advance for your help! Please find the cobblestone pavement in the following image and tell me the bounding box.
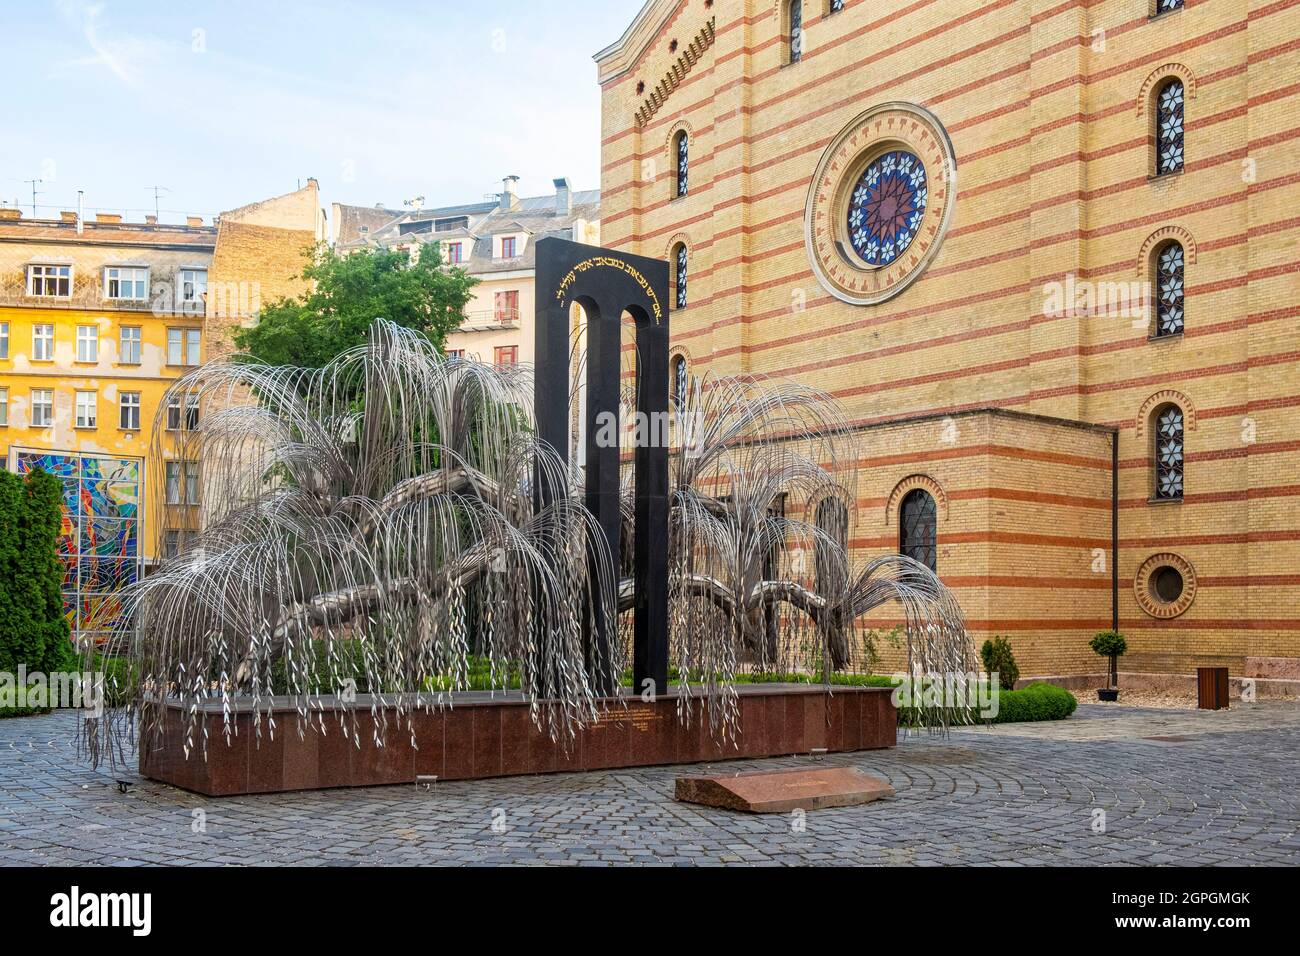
[1,702,1297,866]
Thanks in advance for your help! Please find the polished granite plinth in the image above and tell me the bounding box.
[140,684,898,796]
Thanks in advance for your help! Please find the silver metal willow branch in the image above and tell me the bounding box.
[83,320,972,769]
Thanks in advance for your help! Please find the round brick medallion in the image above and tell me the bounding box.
[1134,552,1197,619]
[805,102,957,306]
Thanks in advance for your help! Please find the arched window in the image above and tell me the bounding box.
[1154,241,1185,336]
[674,130,689,198]
[814,496,848,590]
[1154,404,1185,500]
[673,243,688,309]
[1156,78,1184,175]
[670,354,688,408]
[899,489,937,572]
[787,0,803,64]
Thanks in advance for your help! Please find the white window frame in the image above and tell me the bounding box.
[32,324,54,361]
[0,321,8,359]
[167,328,182,365]
[119,326,142,365]
[166,393,200,431]
[165,461,181,505]
[27,263,71,297]
[76,325,99,363]
[166,460,200,505]
[167,328,202,366]
[0,387,7,427]
[75,390,97,429]
[185,462,200,505]
[119,391,141,430]
[179,268,208,312]
[31,389,53,427]
[104,265,150,301]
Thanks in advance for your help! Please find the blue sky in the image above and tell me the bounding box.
[2,0,647,223]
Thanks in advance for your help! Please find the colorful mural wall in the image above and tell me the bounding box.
[10,449,142,642]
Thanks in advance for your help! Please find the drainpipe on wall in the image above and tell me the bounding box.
[1112,429,1120,633]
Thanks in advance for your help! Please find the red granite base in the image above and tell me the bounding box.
[139,684,898,796]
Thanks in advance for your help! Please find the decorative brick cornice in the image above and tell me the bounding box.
[635,18,715,128]
[884,474,948,526]
[1136,63,1197,116]
[1137,225,1197,276]
[663,231,691,259]
[1135,389,1198,439]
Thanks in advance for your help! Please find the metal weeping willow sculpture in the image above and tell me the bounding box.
[83,241,973,775]
[615,371,973,741]
[85,321,622,768]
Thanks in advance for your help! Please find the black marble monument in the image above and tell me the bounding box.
[534,237,670,699]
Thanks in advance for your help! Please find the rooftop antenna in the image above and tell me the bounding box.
[23,179,43,217]
[145,185,171,220]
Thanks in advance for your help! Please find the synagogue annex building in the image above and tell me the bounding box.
[596,0,1299,680]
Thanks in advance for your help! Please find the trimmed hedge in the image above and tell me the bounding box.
[987,682,1077,724]
[0,685,55,718]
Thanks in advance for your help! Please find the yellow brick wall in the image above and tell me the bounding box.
[204,220,317,356]
[598,0,1300,676]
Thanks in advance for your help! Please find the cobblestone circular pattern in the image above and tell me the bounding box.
[1,703,1297,866]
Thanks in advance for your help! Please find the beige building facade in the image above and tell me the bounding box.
[596,0,1300,682]
[335,177,599,366]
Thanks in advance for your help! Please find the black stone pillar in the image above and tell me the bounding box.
[534,237,671,698]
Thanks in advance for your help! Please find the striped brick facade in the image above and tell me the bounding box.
[596,0,1300,678]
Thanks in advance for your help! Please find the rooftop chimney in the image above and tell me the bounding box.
[0,208,20,221]
[499,175,520,213]
[95,212,122,224]
[60,211,78,223]
[554,177,572,216]
[186,216,203,227]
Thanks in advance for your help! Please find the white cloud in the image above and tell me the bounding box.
[56,0,169,87]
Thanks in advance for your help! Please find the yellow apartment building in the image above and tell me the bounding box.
[0,181,324,642]
[0,207,213,641]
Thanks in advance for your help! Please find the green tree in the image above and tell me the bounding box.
[979,635,1020,692]
[234,243,478,367]
[0,468,75,678]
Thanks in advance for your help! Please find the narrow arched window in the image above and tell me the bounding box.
[1154,241,1185,336]
[674,130,689,198]
[1154,405,1185,500]
[673,243,688,309]
[814,496,848,590]
[670,354,688,408]
[899,489,937,572]
[1156,78,1184,175]
[788,1,804,64]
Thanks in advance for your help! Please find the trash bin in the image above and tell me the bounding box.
[1197,667,1229,710]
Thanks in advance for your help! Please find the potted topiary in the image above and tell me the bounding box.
[1089,630,1127,702]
